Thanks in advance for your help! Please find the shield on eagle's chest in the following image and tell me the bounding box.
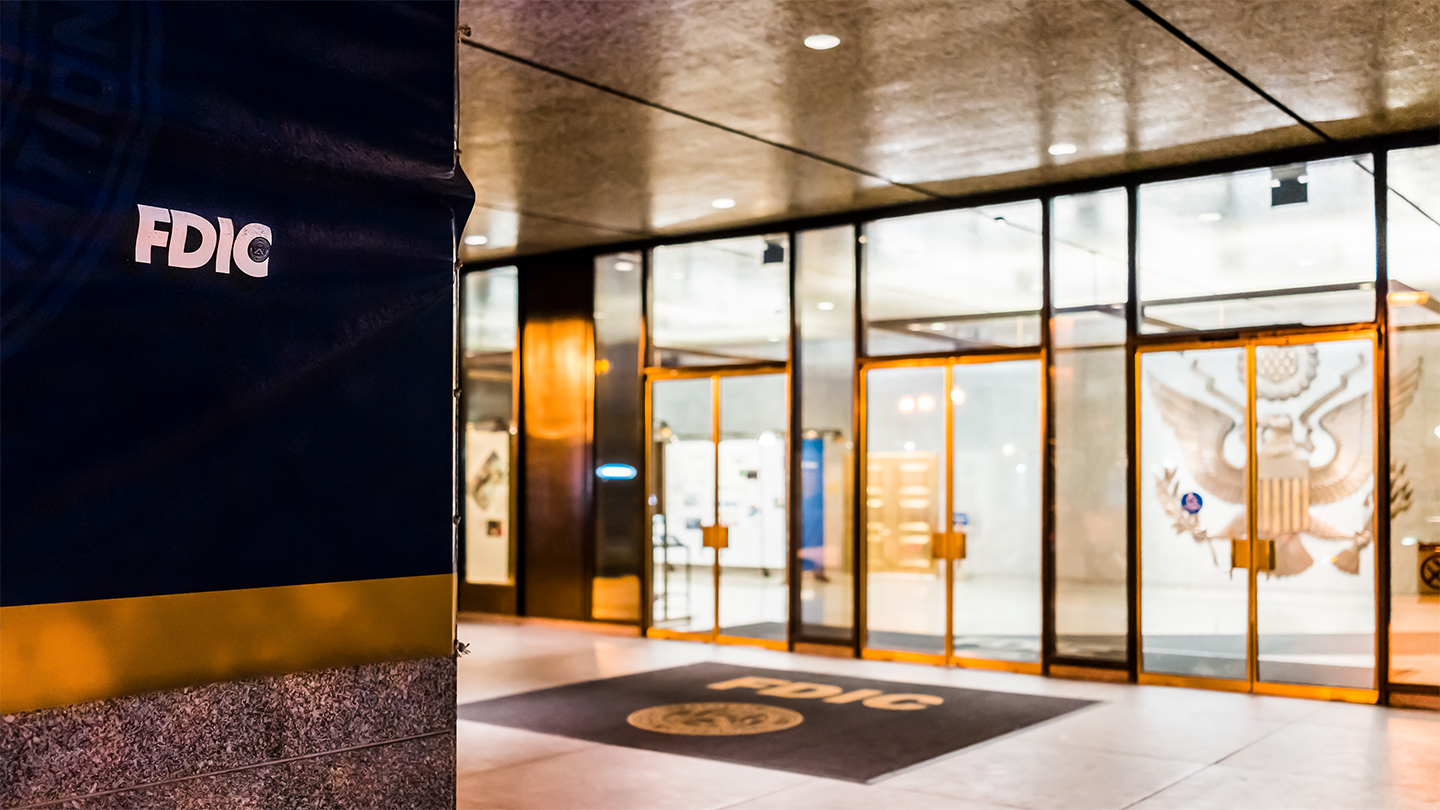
[1257,453,1309,538]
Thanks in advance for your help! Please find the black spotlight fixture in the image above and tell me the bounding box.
[1271,163,1308,207]
[762,240,786,264]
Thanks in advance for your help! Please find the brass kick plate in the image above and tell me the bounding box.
[702,525,729,549]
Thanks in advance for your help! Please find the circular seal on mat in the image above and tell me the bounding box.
[626,703,803,736]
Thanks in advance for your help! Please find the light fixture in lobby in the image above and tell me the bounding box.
[950,386,966,405]
[711,198,736,209]
[1047,142,1077,156]
[463,234,488,246]
[898,396,915,414]
[916,394,935,412]
[804,34,840,50]
[614,260,635,271]
[817,301,835,310]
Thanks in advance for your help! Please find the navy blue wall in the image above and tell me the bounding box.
[2,1,472,605]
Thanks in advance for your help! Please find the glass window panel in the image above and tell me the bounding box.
[864,366,947,655]
[1052,189,1129,663]
[462,267,518,586]
[1140,347,1250,680]
[1388,144,1440,326]
[1387,144,1440,688]
[650,378,714,632]
[951,360,1042,664]
[718,373,789,640]
[797,227,856,642]
[651,235,789,366]
[865,200,1043,355]
[1138,156,1376,333]
[593,253,643,621]
[1254,339,1375,690]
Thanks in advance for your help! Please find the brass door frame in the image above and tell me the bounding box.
[857,349,1045,676]
[1133,327,1380,704]
[642,366,790,652]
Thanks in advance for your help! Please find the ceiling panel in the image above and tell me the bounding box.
[1144,0,1439,137]
[457,0,1438,260]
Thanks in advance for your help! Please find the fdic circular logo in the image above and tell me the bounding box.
[627,702,803,736]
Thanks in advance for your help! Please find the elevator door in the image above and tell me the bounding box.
[1138,335,1378,699]
[862,357,1042,669]
[649,372,788,646]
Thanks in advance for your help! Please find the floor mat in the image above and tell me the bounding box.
[457,661,1095,782]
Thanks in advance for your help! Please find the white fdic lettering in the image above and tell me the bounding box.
[136,204,271,277]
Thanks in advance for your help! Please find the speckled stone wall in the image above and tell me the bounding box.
[1,657,455,809]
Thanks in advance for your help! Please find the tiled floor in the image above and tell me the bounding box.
[455,620,1439,810]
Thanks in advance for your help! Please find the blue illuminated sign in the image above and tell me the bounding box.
[596,464,638,480]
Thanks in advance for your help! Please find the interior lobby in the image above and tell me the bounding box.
[453,0,1438,806]
[3,1,1438,808]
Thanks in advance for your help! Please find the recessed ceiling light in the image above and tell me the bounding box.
[1198,212,1222,222]
[614,260,635,271]
[804,34,840,50]
[1047,143,1077,156]
[817,301,835,311]
[711,198,736,209]
[767,336,782,343]
[463,234,488,246]
[930,322,945,331]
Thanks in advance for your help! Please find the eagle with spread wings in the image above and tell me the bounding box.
[1150,354,1421,577]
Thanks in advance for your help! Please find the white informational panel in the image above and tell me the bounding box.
[662,440,715,557]
[465,426,511,584]
[719,437,788,571]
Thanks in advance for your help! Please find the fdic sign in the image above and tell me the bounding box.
[135,204,271,276]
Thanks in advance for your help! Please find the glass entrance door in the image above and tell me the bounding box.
[862,357,1042,670]
[648,372,788,647]
[1138,334,1378,698]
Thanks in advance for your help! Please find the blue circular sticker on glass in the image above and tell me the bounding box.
[1180,492,1203,514]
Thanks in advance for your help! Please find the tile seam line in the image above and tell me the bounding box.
[8,728,452,809]
[458,36,947,201]
[1120,0,1334,145]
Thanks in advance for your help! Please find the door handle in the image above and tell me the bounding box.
[1230,538,1275,571]
[931,531,968,560]
[702,524,729,549]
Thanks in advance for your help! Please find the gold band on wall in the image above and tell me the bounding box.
[0,574,454,713]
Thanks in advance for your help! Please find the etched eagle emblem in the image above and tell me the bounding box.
[1151,348,1421,578]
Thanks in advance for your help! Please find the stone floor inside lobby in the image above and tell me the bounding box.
[455,619,1438,810]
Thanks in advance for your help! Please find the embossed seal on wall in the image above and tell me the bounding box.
[626,702,803,736]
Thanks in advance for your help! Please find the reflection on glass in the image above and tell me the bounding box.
[1052,189,1129,663]
[797,227,856,641]
[1254,340,1375,689]
[718,374,789,639]
[650,377,713,632]
[865,366,946,655]
[1138,156,1376,332]
[1140,347,1249,680]
[462,267,518,585]
[651,235,789,366]
[865,200,1043,355]
[951,361,1042,663]
[1386,144,1440,689]
[593,253,643,621]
